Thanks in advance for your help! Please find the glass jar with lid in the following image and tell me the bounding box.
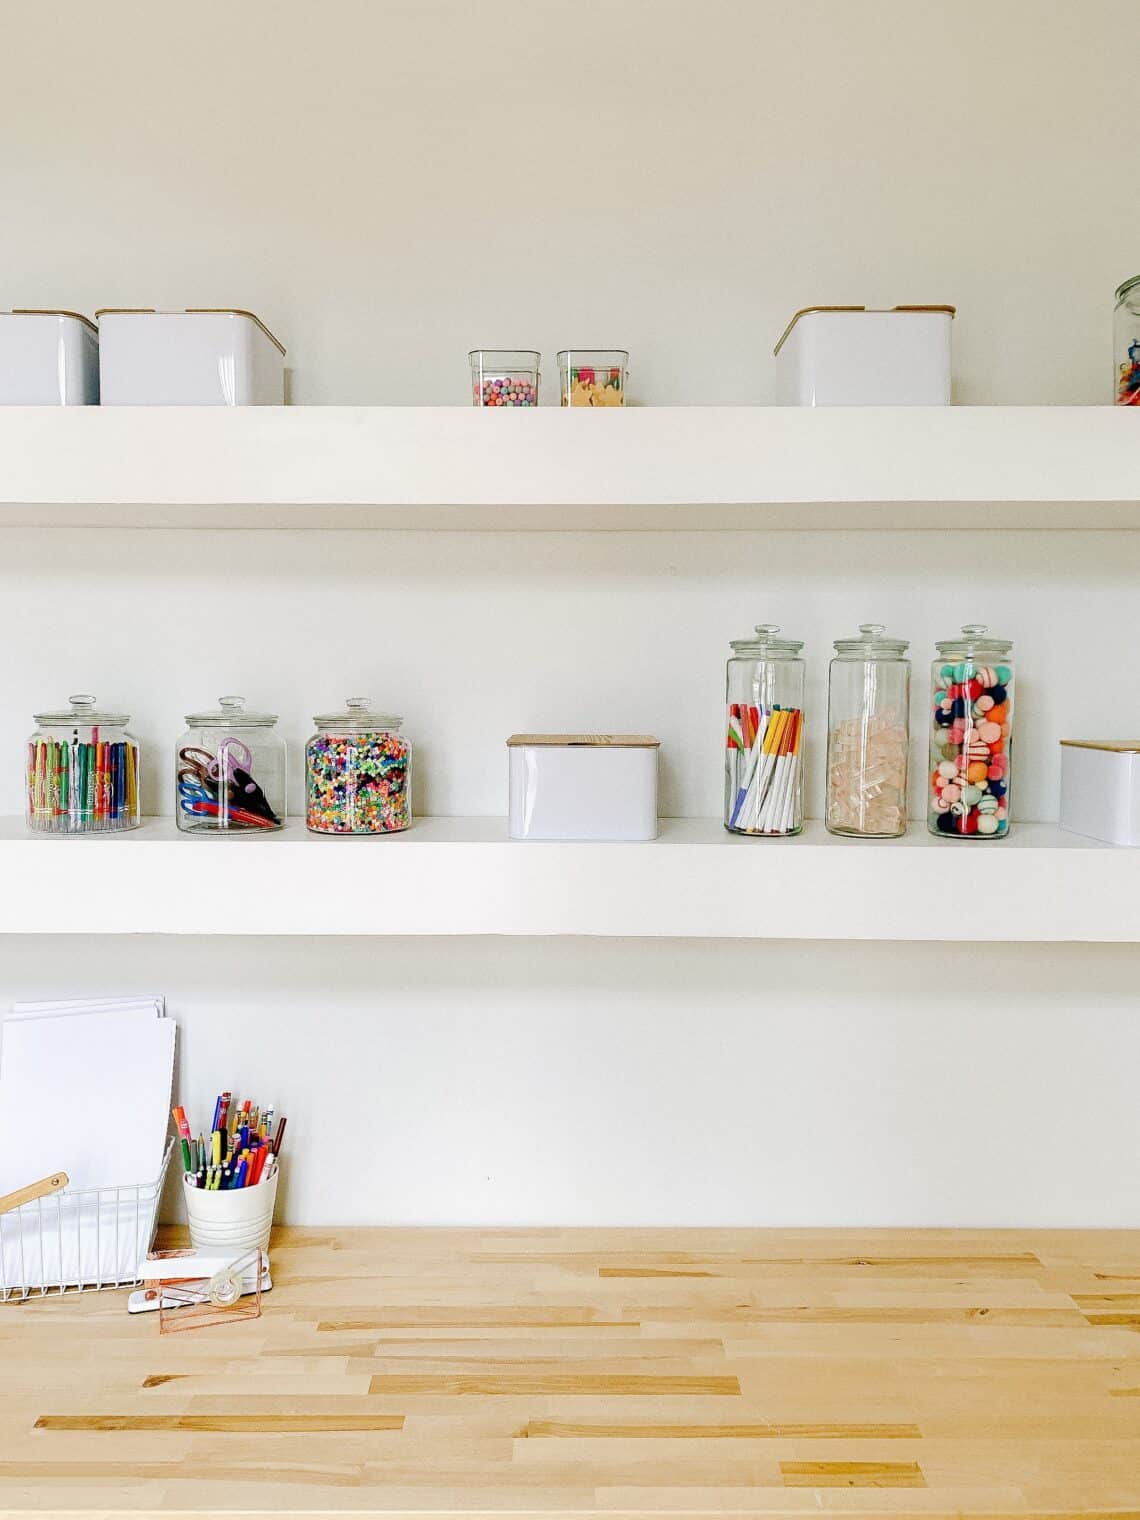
[557,350,628,406]
[826,624,910,838]
[724,623,805,836]
[26,694,140,834]
[306,698,410,835]
[1115,276,1140,404]
[469,350,540,407]
[175,696,285,833]
[929,625,1013,839]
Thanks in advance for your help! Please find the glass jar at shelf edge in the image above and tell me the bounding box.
[929,626,1013,839]
[1114,277,1140,404]
[724,623,805,836]
[26,694,140,834]
[827,624,910,838]
[557,349,628,407]
[469,350,540,407]
[175,696,286,833]
[307,699,410,835]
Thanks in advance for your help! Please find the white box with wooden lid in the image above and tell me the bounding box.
[774,304,954,405]
[1060,740,1140,846]
[0,310,99,404]
[507,734,659,841]
[96,308,285,405]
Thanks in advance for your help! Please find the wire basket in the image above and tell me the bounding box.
[0,1141,173,1302]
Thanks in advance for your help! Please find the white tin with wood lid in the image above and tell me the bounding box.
[774,305,954,406]
[96,308,285,405]
[1059,740,1140,846]
[0,311,99,404]
[507,734,659,841]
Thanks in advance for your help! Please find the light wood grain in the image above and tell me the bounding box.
[2,1226,1140,1516]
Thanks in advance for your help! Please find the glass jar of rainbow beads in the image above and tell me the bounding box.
[306,699,410,835]
[469,350,540,407]
[724,624,805,836]
[826,624,910,838]
[929,626,1013,839]
[1114,276,1140,404]
[175,696,286,833]
[26,694,140,833]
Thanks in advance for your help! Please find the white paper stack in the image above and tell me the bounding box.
[0,996,176,1294]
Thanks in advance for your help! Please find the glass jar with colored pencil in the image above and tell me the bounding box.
[724,625,805,837]
[26,694,141,834]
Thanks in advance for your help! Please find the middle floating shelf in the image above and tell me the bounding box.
[0,818,1133,941]
[0,405,1139,530]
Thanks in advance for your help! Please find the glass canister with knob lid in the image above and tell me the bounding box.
[306,698,410,835]
[826,624,910,838]
[26,694,140,833]
[724,623,805,836]
[175,696,286,833]
[1115,276,1140,404]
[929,625,1013,838]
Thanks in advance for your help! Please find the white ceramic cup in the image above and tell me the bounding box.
[183,1167,278,1253]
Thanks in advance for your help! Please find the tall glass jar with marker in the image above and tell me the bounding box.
[929,626,1013,838]
[724,624,805,836]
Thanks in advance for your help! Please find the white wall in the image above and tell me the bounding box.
[2,0,1136,407]
[2,1,1138,1225]
[1,934,1138,1228]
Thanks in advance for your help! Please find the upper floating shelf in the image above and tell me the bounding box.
[0,405,1137,530]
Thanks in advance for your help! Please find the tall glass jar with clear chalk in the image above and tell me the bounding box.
[826,624,910,838]
[929,625,1013,839]
[175,696,286,833]
[724,624,805,836]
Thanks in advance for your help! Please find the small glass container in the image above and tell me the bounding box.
[469,350,540,407]
[26,694,140,834]
[176,696,286,834]
[306,698,410,835]
[724,624,805,836]
[557,349,628,407]
[1115,277,1140,404]
[826,624,910,838]
[929,625,1013,839]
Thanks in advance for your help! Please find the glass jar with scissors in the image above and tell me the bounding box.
[175,696,286,834]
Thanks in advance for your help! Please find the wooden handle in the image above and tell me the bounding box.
[0,1172,69,1217]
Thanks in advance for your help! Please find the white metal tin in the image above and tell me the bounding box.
[96,309,285,405]
[507,734,659,841]
[774,305,954,406]
[1059,740,1140,846]
[0,311,99,404]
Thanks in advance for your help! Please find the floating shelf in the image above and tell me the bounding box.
[0,406,1139,530]
[0,817,1134,940]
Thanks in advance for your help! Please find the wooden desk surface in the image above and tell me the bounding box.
[2,1226,1140,1518]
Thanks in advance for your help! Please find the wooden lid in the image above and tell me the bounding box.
[506,733,660,748]
[1059,739,1140,753]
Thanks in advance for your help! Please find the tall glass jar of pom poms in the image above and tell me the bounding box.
[724,624,805,836]
[929,625,1013,839]
[26,694,140,833]
[1114,276,1140,404]
[307,699,410,835]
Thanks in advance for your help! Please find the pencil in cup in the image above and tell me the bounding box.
[725,704,804,835]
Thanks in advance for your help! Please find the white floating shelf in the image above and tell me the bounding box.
[0,817,1134,940]
[0,406,1138,530]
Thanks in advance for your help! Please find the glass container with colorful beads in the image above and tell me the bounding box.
[929,625,1013,839]
[306,699,410,835]
[1115,276,1140,404]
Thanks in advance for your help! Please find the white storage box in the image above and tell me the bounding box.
[507,734,659,841]
[774,304,954,405]
[0,310,99,404]
[1059,740,1140,846]
[96,308,285,405]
